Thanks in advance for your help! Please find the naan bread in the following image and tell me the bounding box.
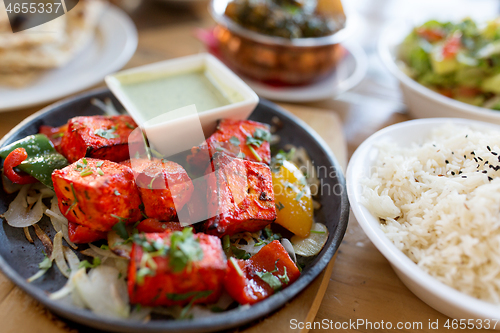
[0,0,105,85]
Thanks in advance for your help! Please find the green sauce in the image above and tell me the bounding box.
[120,71,236,122]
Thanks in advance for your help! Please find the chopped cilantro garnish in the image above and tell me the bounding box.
[246,128,271,148]
[96,168,104,176]
[310,230,326,234]
[229,136,240,146]
[96,161,104,167]
[275,202,285,211]
[136,267,155,285]
[39,252,52,270]
[78,257,101,269]
[255,260,288,291]
[278,266,289,284]
[94,127,118,139]
[111,217,129,240]
[125,122,135,129]
[80,169,93,177]
[255,270,282,291]
[230,246,251,260]
[169,228,203,273]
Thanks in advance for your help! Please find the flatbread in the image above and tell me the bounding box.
[0,0,105,85]
[0,1,67,49]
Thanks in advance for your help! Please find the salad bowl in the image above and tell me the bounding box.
[379,19,500,124]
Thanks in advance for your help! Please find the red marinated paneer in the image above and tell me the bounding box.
[188,119,272,171]
[59,115,141,163]
[122,158,194,221]
[128,229,227,307]
[52,158,142,235]
[68,221,107,243]
[224,240,300,305]
[205,152,276,237]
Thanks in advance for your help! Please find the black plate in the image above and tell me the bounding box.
[0,88,349,332]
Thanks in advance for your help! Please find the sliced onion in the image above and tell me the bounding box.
[33,224,53,257]
[3,185,46,228]
[213,290,234,311]
[2,172,22,194]
[45,197,77,249]
[129,306,152,322]
[291,222,329,257]
[63,246,81,273]
[281,238,297,262]
[23,227,34,243]
[49,283,73,300]
[53,231,70,278]
[107,229,132,259]
[27,267,50,283]
[72,266,130,318]
[231,231,265,255]
[88,243,123,259]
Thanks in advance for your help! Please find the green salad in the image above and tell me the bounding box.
[399,17,500,109]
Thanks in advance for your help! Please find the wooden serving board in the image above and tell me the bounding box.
[0,103,347,333]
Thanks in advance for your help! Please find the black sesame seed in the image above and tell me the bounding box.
[486,161,489,165]
[451,171,455,175]
[464,155,467,159]
[445,160,449,164]
[466,135,469,138]
[493,152,498,156]
[452,152,454,154]
[471,151,475,155]
[478,156,483,161]
[459,171,462,174]
[489,176,493,181]
[483,170,488,174]
[488,146,491,151]
[462,175,467,178]
[474,157,478,162]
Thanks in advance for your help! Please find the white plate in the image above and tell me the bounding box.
[242,42,367,103]
[0,5,138,112]
[347,118,500,323]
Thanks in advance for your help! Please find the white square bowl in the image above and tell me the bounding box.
[105,53,259,136]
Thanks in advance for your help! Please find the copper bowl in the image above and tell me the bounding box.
[209,0,356,85]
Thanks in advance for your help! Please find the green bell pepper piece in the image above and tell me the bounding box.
[0,134,68,189]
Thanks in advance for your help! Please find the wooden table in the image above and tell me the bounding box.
[1,0,498,332]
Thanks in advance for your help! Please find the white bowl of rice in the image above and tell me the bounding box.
[347,118,500,323]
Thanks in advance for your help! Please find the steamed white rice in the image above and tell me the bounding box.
[362,123,500,304]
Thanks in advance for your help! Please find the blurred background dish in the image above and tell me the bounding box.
[242,41,367,102]
[0,3,137,112]
[379,17,500,124]
[209,0,356,85]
